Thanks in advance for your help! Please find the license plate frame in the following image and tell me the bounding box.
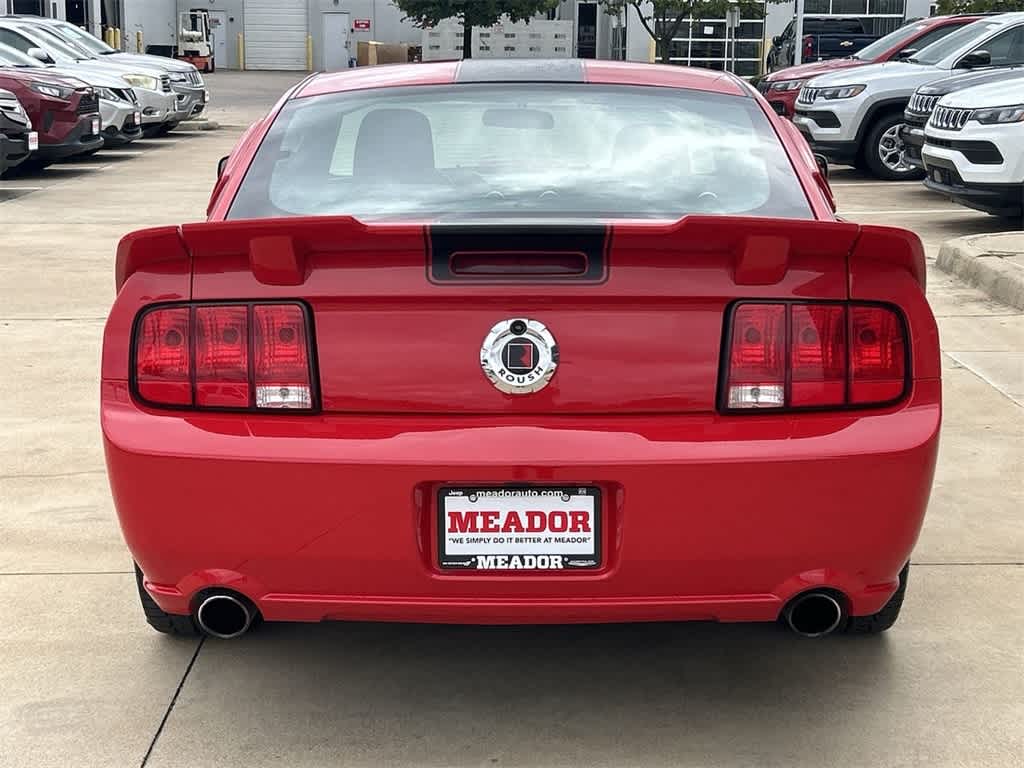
[27,131,38,151]
[437,485,601,571]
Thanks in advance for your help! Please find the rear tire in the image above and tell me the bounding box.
[844,562,909,635]
[863,113,926,181]
[135,564,199,636]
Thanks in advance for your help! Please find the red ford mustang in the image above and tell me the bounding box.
[102,59,940,640]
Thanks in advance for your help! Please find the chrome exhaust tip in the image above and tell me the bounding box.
[784,591,844,638]
[195,593,253,639]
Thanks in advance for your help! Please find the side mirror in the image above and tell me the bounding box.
[814,153,830,179]
[217,155,228,178]
[958,50,991,69]
[27,47,51,63]
[895,48,917,61]
[773,36,783,47]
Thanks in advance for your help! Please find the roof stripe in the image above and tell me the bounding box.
[455,59,585,83]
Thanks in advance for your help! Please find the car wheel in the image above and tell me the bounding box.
[863,113,926,181]
[135,563,199,636]
[845,562,909,635]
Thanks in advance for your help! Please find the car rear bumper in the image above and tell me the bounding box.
[104,379,941,625]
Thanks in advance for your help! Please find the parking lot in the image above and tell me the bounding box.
[2,72,1022,768]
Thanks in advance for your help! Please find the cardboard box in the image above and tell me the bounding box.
[357,41,409,66]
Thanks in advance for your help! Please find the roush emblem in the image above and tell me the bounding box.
[481,318,558,394]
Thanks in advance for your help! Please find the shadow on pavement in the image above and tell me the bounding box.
[160,620,898,765]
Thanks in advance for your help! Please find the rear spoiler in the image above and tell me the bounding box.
[116,215,925,292]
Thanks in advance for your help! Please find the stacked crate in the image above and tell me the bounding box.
[423,19,573,61]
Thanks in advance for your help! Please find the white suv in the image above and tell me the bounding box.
[794,13,1024,180]
[921,78,1024,217]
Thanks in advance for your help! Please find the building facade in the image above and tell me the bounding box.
[6,0,938,76]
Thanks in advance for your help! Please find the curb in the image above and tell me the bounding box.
[182,119,221,131]
[936,235,1024,311]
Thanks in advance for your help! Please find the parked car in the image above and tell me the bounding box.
[106,61,940,641]
[0,19,179,136]
[766,17,880,73]
[0,42,141,148]
[0,86,36,174]
[903,65,1024,170]
[922,78,1024,217]
[9,15,209,127]
[794,13,1024,180]
[759,15,984,118]
[0,61,101,167]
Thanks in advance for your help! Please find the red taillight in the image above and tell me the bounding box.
[850,305,906,404]
[726,304,786,408]
[790,304,846,407]
[723,302,906,411]
[133,302,315,411]
[253,305,312,409]
[803,35,814,58]
[135,307,191,406]
[195,305,249,408]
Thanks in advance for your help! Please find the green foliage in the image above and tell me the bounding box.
[600,0,786,62]
[935,0,1024,12]
[395,0,560,28]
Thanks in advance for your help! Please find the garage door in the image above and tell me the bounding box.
[244,0,307,71]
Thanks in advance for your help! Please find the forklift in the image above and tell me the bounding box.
[177,9,213,72]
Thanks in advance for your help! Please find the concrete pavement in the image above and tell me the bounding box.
[1,75,1022,767]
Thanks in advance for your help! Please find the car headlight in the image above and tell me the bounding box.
[971,104,1024,124]
[96,87,130,103]
[819,85,866,100]
[168,72,188,82]
[30,82,74,100]
[121,74,160,91]
[769,79,805,92]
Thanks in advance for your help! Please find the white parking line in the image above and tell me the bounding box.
[0,186,44,191]
[841,208,972,215]
[830,181,924,187]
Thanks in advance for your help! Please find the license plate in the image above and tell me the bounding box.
[133,111,141,126]
[91,117,101,135]
[202,89,209,103]
[438,486,600,571]
[27,131,38,151]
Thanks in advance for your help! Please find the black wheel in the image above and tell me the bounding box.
[135,563,199,636]
[862,112,926,181]
[845,562,909,635]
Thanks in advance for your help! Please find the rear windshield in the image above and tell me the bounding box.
[228,83,813,222]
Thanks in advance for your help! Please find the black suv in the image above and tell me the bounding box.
[0,86,33,175]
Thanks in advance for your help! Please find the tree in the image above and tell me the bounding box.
[935,0,1024,11]
[396,0,560,59]
[600,1,785,65]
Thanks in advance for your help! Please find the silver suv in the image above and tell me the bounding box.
[794,13,1024,180]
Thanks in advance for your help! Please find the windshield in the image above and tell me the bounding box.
[854,21,929,61]
[15,24,94,61]
[909,20,1001,65]
[50,21,114,55]
[0,41,44,67]
[229,84,813,223]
